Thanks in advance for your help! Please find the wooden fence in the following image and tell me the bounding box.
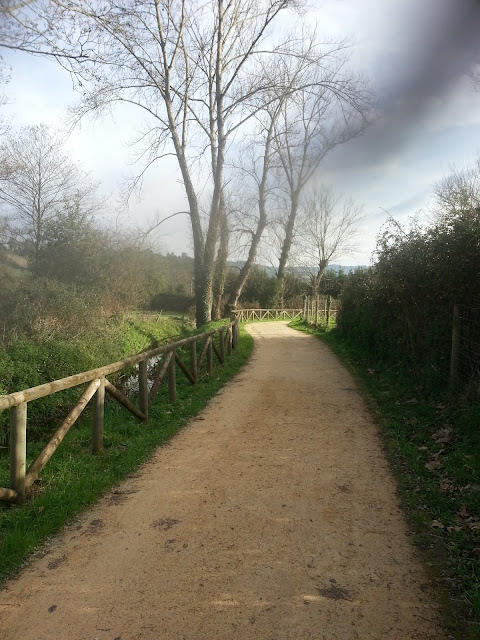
[302,295,338,327]
[234,308,303,323]
[0,319,239,504]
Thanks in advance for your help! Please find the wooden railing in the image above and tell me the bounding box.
[234,308,303,323]
[302,295,338,327]
[0,318,240,504]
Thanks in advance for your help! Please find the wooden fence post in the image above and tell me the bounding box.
[92,376,105,454]
[138,359,149,421]
[450,303,461,390]
[234,321,239,347]
[10,402,27,503]
[168,350,176,403]
[190,341,197,382]
[326,294,332,327]
[207,339,213,374]
[219,329,225,362]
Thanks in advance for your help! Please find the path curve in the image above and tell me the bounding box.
[1,322,444,640]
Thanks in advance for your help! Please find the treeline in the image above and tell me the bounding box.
[336,157,480,393]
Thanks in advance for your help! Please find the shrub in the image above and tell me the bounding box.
[150,292,195,313]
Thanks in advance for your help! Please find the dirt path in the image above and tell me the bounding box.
[1,322,445,640]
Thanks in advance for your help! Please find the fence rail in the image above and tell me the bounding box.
[0,319,240,504]
[234,308,303,323]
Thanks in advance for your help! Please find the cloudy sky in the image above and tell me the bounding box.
[1,0,480,265]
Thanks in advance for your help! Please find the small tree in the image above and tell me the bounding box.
[0,124,101,263]
[294,186,364,294]
[432,156,480,221]
[428,156,480,304]
[32,201,106,286]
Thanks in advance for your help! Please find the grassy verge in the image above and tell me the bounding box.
[0,324,253,586]
[0,312,187,442]
[290,319,480,640]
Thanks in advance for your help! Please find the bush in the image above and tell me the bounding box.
[337,202,480,388]
[150,292,195,313]
[0,277,107,344]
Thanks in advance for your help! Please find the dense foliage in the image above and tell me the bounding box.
[337,198,480,390]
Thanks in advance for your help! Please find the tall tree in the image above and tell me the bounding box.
[224,103,279,312]
[0,124,101,262]
[273,46,370,304]
[224,31,370,311]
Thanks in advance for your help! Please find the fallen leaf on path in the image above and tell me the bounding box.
[431,428,451,444]
[447,525,462,533]
[458,504,469,519]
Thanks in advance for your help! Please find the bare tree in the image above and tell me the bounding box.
[0,124,101,262]
[223,31,371,311]
[293,186,364,293]
[221,103,278,312]
[272,39,371,304]
[432,156,480,220]
[7,0,299,324]
[5,1,372,323]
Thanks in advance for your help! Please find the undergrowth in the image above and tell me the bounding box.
[291,319,480,640]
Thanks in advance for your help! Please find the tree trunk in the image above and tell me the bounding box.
[312,258,329,294]
[212,198,229,320]
[198,7,228,326]
[186,193,206,328]
[227,220,266,311]
[227,140,271,310]
[276,191,299,307]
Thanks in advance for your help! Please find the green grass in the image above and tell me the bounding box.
[290,318,480,639]
[0,312,187,442]
[0,325,253,585]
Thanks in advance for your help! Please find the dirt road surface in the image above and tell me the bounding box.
[0,322,445,640]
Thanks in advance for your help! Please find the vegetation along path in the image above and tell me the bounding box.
[1,322,445,639]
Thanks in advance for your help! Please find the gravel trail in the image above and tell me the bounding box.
[0,322,445,639]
